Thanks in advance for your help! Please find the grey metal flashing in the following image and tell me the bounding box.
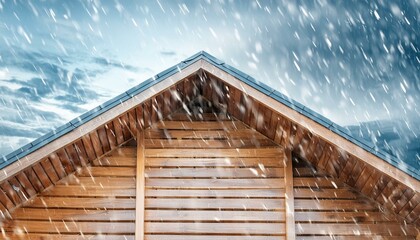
[199,51,420,180]
[301,107,333,128]
[1,51,418,180]
[0,52,203,169]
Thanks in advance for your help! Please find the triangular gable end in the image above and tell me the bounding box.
[0,51,418,229]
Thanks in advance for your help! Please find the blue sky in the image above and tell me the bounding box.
[0,0,419,164]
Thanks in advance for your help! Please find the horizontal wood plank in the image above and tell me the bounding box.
[145,236,284,240]
[145,167,284,178]
[146,189,284,198]
[2,221,134,234]
[296,223,418,236]
[145,148,283,158]
[295,199,377,211]
[26,197,135,209]
[145,222,285,234]
[145,129,267,140]
[94,156,136,167]
[295,211,398,223]
[145,198,284,210]
[58,176,136,188]
[146,178,284,189]
[5,234,134,240]
[152,121,247,130]
[145,210,284,221]
[293,177,344,188]
[10,208,135,221]
[168,113,230,121]
[78,166,136,177]
[144,139,275,148]
[43,186,136,197]
[294,188,358,199]
[145,158,283,167]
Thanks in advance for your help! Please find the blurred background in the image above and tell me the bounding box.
[0,0,418,170]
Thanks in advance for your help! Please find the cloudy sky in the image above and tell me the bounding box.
[0,0,419,168]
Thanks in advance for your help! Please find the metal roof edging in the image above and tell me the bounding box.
[198,51,419,180]
[0,52,206,170]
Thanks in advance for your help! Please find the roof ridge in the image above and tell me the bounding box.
[1,51,418,180]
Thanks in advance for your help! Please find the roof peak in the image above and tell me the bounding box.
[1,51,418,181]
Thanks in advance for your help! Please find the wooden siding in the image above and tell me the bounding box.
[201,71,420,225]
[1,144,137,239]
[0,68,418,238]
[0,110,418,238]
[293,156,418,239]
[0,75,201,217]
[141,114,287,239]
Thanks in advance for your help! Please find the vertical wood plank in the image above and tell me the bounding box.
[73,140,89,167]
[0,198,7,214]
[226,84,235,117]
[8,177,27,202]
[56,148,74,175]
[23,168,44,192]
[309,137,325,165]
[135,130,145,240]
[143,101,152,129]
[151,97,159,124]
[249,101,260,130]
[232,87,243,120]
[128,109,138,140]
[15,172,37,198]
[81,135,97,162]
[0,186,14,210]
[97,126,111,153]
[394,188,415,213]
[89,131,104,158]
[64,145,82,169]
[49,153,67,178]
[168,86,179,114]
[120,113,132,141]
[324,147,340,178]
[105,122,117,150]
[284,149,295,240]
[40,158,60,183]
[398,193,420,219]
[372,174,391,200]
[176,81,185,110]
[0,181,20,206]
[161,90,171,119]
[113,117,125,145]
[136,105,144,131]
[32,162,53,189]
[183,77,193,102]
[202,75,212,101]
[242,95,253,125]
[267,111,279,140]
[346,160,365,187]
[338,155,357,183]
[0,180,21,206]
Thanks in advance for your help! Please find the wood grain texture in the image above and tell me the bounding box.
[284,150,295,240]
[292,157,418,238]
[140,115,287,239]
[136,130,145,240]
[1,141,137,238]
[0,59,418,238]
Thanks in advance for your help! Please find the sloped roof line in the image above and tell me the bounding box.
[0,53,202,169]
[198,52,419,180]
[1,51,418,180]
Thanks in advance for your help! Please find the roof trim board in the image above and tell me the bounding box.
[0,59,204,181]
[0,51,418,184]
[199,54,418,180]
[200,61,419,191]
